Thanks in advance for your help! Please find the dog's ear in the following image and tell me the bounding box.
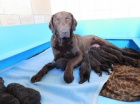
[49,15,55,33]
[71,14,77,31]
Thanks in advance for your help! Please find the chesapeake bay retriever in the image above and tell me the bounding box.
[100,45,139,67]
[79,52,91,84]
[6,83,41,104]
[31,11,140,83]
[92,47,120,63]
[0,77,20,104]
[89,48,114,71]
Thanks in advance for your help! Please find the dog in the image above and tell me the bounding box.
[55,58,69,70]
[79,52,91,84]
[0,77,20,104]
[89,47,114,71]
[92,46,120,63]
[88,50,110,75]
[31,11,139,83]
[6,83,41,104]
[100,45,139,67]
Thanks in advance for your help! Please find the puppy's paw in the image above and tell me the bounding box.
[31,73,42,83]
[132,60,139,67]
[64,72,74,83]
[79,70,90,84]
[98,73,102,77]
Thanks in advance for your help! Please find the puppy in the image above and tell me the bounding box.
[6,83,41,104]
[88,51,110,75]
[93,47,121,63]
[89,47,114,71]
[55,58,69,70]
[100,45,139,67]
[79,52,91,84]
[0,77,20,104]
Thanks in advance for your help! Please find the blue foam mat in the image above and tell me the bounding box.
[0,48,110,104]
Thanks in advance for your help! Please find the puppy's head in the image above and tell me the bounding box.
[49,11,77,40]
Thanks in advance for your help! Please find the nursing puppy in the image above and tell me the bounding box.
[89,48,114,71]
[100,45,139,67]
[31,11,139,83]
[92,47,121,64]
[88,51,110,76]
[79,52,91,84]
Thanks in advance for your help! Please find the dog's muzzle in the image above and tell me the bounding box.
[59,29,70,39]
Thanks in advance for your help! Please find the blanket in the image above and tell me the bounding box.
[100,48,140,102]
[0,48,109,104]
[100,62,140,102]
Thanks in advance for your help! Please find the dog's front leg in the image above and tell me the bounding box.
[31,61,56,83]
[64,52,83,83]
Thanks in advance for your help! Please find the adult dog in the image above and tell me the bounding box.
[31,11,139,83]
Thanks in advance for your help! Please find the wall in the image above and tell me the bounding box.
[0,0,51,26]
[0,0,140,26]
[51,0,140,20]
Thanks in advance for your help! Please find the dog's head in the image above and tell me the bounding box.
[49,11,77,40]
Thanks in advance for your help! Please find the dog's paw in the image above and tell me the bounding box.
[64,72,74,83]
[31,73,42,83]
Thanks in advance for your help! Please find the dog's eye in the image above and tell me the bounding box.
[66,17,70,21]
[54,18,59,22]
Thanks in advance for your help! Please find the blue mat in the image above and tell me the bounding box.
[98,96,140,104]
[1,47,140,104]
[0,48,109,104]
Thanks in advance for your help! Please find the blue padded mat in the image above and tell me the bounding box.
[0,48,110,104]
[1,47,139,104]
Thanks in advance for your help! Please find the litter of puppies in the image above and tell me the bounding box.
[0,77,41,104]
[79,44,140,84]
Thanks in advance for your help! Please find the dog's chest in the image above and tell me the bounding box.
[53,40,77,59]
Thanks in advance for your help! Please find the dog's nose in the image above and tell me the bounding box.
[60,29,70,39]
[62,30,68,35]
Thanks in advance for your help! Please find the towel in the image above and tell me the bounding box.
[0,48,109,104]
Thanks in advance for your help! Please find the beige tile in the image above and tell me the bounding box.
[20,15,34,24]
[0,15,20,26]
[42,0,51,15]
[94,0,111,10]
[72,12,81,20]
[111,0,131,9]
[94,10,110,19]
[110,8,129,18]
[66,0,80,13]
[80,0,93,12]
[0,0,32,14]
[51,0,67,14]
[0,2,4,14]
[34,15,45,23]
[31,0,45,14]
[129,6,140,17]
[44,14,51,22]
[31,0,51,15]
[17,0,32,14]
